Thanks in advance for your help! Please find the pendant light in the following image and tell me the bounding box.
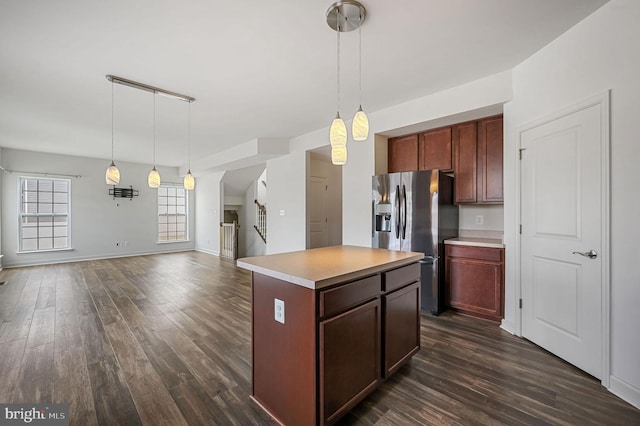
[329,6,347,164]
[105,79,121,184]
[326,1,367,164]
[183,101,195,190]
[352,10,369,141]
[148,92,161,188]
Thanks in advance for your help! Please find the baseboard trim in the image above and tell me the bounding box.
[500,319,516,335]
[609,375,640,410]
[195,248,219,256]
[2,249,195,269]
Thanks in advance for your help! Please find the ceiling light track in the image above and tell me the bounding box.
[106,75,195,103]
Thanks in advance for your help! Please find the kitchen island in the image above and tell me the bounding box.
[237,245,423,426]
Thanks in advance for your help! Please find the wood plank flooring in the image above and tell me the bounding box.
[0,251,638,425]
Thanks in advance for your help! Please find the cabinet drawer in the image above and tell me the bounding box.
[320,274,381,318]
[383,262,420,292]
[446,245,503,262]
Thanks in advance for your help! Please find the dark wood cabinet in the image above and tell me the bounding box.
[383,281,420,377]
[388,134,419,173]
[445,244,504,322]
[453,121,478,203]
[386,115,503,204]
[453,115,503,204]
[251,261,420,425]
[477,115,504,203]
[419,127,453,171]
[320,299,381,425]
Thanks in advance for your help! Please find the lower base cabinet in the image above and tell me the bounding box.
[445,245,505,322]
[320,299,381,424]
[252,262,421,425]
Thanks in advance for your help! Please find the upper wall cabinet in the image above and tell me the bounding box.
[419,127,453,172]
[387,114,503,205]
[388,134,419,173]
[454,115,503,204]
[388,128,453,174]
[477,115,504,203]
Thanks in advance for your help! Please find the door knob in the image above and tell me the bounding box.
[572,249,598,259]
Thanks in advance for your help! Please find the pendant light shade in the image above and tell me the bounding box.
[106,79,121,184]
[148,166,161,188]
[106,161,120,185]
[352,106,369,141]
[183,170,195,190]
[330,113,347,147]
[331,145,347,165]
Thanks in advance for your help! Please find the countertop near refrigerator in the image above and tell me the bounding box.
[237,245,423,290]
[445,237,504,249]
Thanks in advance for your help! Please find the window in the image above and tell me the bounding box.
[158,185,187,242]
[19,177,70,251]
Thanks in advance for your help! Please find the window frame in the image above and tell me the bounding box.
[18,176,72,253]
[157,183,189,243]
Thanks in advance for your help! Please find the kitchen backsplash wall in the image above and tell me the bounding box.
[458,204,504,239]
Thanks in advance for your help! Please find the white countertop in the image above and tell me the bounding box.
[445,237,504,249]
[237,245,423,290]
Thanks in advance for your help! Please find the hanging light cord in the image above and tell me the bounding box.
[152,93,156,166]
[358,12,362,107]
[111,80,114,161]
[187,101,191,170]
[336,8,341,115]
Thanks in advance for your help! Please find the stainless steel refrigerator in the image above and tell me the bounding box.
[372,170,458,315]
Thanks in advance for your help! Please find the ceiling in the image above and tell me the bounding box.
[0,0,608,174]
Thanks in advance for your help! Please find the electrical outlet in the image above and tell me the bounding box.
[274,298,285,324]
[475,215,484,225]
[124,241,129,247]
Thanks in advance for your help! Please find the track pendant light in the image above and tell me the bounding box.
[148,93,161,188]
[105,79,121,184]
[327,1,368,163]
[184,101,195,190]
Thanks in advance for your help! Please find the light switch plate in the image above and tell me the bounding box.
[274,298,285,324]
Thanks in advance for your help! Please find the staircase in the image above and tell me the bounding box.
[254,199,267,243]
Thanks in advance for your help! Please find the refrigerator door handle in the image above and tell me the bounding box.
[395,184,401,238]
[402,184,407,239]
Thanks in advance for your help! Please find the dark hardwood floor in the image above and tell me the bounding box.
[0,251,638,425]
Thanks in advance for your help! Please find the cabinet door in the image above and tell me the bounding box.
[453,121,478,203]
[320,299,381,425]
[383,282,420,377]
[419,127,453,171]
[388,134,418,173]
[445,246,504,322]
[478,115,504,203]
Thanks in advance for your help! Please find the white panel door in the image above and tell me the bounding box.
[520,102,604,379]
[309,176,328,249]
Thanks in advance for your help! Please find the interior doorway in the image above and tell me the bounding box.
[307,148,342,249]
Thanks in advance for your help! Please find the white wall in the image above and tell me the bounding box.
[503,0,640,407]
[194,171,224,256]
[0,148,195,267]
[0,148,3,269]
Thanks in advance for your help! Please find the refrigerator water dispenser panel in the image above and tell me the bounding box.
[375,203,392,232]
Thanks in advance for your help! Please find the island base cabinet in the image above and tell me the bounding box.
[383,282,421,377]
[320,299,381,425]
[251,273,317,426]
